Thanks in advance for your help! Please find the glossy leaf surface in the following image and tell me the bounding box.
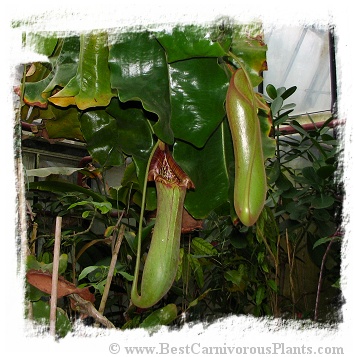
[174,120,233,219]
[105,98,154,159]
[80,109,124,167]
[43,36,81,95]
[155,25,227,62]
[49,33,115,110]
[169,58,229,148]
[109,31,173,144]
[23,72,53,107]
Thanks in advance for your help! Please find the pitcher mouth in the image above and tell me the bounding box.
[147,141,194,189]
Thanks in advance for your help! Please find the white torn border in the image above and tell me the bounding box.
[1,1,354,356]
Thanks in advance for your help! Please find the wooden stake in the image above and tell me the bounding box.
[98,224,125,316]
[49,216,62,338]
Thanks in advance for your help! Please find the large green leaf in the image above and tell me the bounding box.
[28,181,107,202]
[231,23,268,87]
[169,58,229,148]
[155,25,228,63]
[49,33,115,110]
[80,98,154,168]
[23,37,80,109]
[43,36,81,95]
[105,98,153,159]
[109,31,173,144]
[80,109,124,167]
[23,99,57,121]
[173,119,234,219]
[22,102,84,141]
[45,105,84,141]
[23,71,54,108]
[109,30,229,148]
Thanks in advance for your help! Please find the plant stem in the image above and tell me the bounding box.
[185,238,192,310]
[274,232,281,317]
[314,234,337,321]
[69,293,115,329]
[30,222,38,255]
[257,224,277,267]
[98,217,126,316]
[75,237,112,262]
[65,207,97,239]
[285,229,296,316]
[49,216,62,338]
[71,243,76,285]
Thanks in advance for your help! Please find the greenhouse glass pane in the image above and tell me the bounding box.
[263,26,332,115]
